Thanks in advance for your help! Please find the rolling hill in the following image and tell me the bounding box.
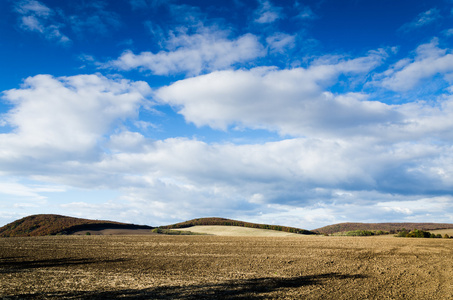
[314,222,453,235]
[160,217,316,235]
[175,225,305,236]
[2,215,453,237]
[0,214,153,237]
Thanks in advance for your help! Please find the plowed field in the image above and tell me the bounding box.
[1,235,452,299]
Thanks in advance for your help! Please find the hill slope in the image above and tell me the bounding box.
[0,214,153,237]
[314,222,453,235]
[161,217,315,235]
[175,225,305,236]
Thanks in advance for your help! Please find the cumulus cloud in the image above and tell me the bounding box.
[0,74,151,161]
[13,0,70,44]
[155,46,453,143]
[108,29,264,76]
[3,33,453,229]
[2,77,453,228]
[39,133,451,228]
[155,52,394,136]
[3,131,453,229]
[378,40,453,92]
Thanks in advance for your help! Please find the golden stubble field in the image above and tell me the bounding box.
[1,235,452,299]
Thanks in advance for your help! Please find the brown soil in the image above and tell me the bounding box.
[1,235,452,299]
[71,229,157,235]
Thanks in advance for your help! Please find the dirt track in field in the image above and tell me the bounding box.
[1,235,452,299]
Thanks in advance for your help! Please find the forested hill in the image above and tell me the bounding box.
[0,214,153,237]
[160,217,316,235]
[5,215,452,237]
[314,222,453,235]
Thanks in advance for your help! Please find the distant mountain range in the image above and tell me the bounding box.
[1,214,453,237]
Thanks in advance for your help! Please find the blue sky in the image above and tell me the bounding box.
[1,0,453,229]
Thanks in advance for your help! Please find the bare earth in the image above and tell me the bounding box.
[1,235,452,299]
[71,228,156,235]
[175,225,301,236]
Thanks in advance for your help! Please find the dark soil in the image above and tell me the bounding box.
[1,235,452,299]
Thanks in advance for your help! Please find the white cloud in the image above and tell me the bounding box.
[0,74,151,161]
[400,8,441,32]
[0,179,53,200]
[85,133,453,207]
[14,0,52,17]
[155,52,394,137]
[108,29,264,76]
[294,3,315,20]
[2,131,453,229]
[20,15,44,32]
[14,0,70,44]
[414,8,441,27]
[63,136,452,228]
[107,131,148,153]
[1,107,453,229]
[379,40,453,92]
[254,0,282,24]
[266,33,295,54]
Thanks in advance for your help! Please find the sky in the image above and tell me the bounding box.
[1,0,453,230]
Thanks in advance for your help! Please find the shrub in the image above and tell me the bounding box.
[396,228,409,237]
[396,229,441,238]
[333,230,389,236]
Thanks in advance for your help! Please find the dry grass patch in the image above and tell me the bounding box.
[430,229,453,236]
[174,225,303,236]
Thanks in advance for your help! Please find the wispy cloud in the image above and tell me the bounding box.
[254,0,282,24]
[128,0,167,10]
[68,1,121,36]
[400,8,441,32]
[12,0,121,44]
[266,33,295,54]
[294,2,315,20]
[13,0,70,44]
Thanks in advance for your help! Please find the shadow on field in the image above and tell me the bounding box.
[0,257,128,273]
[6,272,366,299]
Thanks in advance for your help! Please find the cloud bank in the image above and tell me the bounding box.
[2,0,453,229]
